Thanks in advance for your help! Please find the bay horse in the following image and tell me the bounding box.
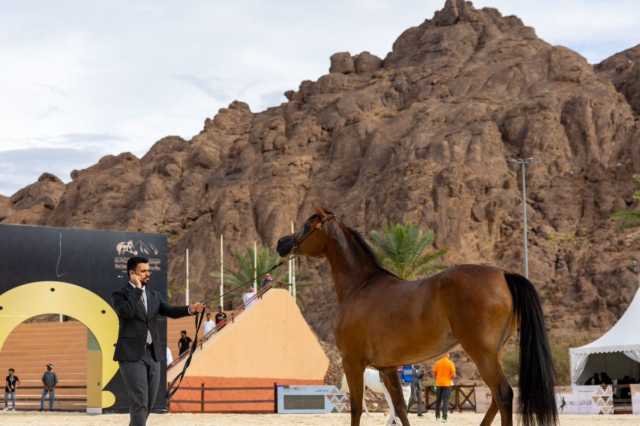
[276,208,557,426]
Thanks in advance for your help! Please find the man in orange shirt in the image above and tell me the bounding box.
[433,352,456,423]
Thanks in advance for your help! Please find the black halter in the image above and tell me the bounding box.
[293,213,335,250]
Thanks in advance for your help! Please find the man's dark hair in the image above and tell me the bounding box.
[127,256,149,275]
[8,368,15,373]
[180,330,187,335]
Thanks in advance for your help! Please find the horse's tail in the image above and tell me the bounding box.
[504,272,558,426]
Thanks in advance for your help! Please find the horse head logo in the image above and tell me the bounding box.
[116,241,138,256]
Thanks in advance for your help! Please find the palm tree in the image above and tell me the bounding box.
[612,175,640,228]
[369,223,447,280]
[210,244,286,293]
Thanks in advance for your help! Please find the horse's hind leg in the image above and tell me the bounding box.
[466,349,513,426]
[343,359,365,426]
[483,398,499,426]
[379,367,410,426]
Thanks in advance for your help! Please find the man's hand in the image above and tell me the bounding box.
[189,302,205,314]
[130,273,143,288]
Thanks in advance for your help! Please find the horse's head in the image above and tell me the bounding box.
[276,208,336,258]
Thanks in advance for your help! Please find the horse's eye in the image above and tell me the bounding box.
[302,223,311,234]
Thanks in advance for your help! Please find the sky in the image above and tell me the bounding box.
[1,1,639,196]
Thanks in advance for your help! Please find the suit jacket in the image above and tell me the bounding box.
[112,283,191,362]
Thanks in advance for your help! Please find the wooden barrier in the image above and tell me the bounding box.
[424,385,476,412]
[167,377,324,413]
[1,384,87,411]
[167,382,277,413]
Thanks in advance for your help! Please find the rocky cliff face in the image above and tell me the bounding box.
[596,44,640,115]
[3,0,640,382]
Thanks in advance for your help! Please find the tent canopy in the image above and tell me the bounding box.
[570,288,640,384]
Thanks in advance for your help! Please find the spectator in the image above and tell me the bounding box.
[601,371,612,385]
[433,353,456,424]
[260,273,273,288]
[400,365,413,385]
[586,372,601,385]
[214,306,227,327]
[410,364,425,417]
[203,312,215,336]
[242,290,257,308]
[40,363,57,411]
[178,330,192,357]
[4,368,19,411]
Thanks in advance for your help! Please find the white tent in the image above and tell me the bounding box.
[570,288,640,385]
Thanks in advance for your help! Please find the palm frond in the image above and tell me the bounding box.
[369,223,446,280]
[210,244,286,290]
[612,210,640,229]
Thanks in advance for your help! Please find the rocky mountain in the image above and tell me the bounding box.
[596,44,640,115]
[3,0,640,382]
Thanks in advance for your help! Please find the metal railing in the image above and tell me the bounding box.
[167,283,277,370]
[167,382,278,413]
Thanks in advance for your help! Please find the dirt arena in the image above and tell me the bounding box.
[1,412,638,425]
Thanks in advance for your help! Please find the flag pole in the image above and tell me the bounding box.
[185,248,190,305]
[289,222,294,295]
[253,240,258,292]
[292,256,296,301]
[220,234,224,309]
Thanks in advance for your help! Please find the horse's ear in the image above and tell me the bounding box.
[315,207,328,218]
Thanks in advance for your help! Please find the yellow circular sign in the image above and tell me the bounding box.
[0,281,119,408]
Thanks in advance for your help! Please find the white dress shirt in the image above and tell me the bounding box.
[129,282,153,345]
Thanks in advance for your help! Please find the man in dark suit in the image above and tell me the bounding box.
[112,256,204,426]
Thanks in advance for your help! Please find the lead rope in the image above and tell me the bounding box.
[167,310,204,399]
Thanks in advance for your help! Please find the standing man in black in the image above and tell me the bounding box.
[177,330,192,357]
[112,256,204,426]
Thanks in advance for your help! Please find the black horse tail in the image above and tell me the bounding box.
[505,272,558,426]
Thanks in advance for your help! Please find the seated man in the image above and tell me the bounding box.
[214,306,227,327]
[586,372,600,385]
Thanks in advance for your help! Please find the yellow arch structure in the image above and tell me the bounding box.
[0,281,119,409]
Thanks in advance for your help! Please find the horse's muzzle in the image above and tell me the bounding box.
[276,235,295,257]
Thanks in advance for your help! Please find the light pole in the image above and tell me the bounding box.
[510,157,534,278]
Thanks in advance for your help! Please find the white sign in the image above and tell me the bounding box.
[557,385,613,415]
[632,384,640,415]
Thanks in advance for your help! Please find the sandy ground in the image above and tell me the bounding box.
[0,412,638,425]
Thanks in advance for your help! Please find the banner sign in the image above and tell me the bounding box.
[556,385,614,415]
[632,384,640,415]
[276,385,349,414]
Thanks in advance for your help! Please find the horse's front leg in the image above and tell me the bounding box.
[343,359,365,426]
[380,367,411,426]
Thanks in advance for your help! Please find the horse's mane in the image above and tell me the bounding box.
[345,226,400,279]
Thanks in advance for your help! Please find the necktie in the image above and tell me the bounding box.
[141,288,153,345]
